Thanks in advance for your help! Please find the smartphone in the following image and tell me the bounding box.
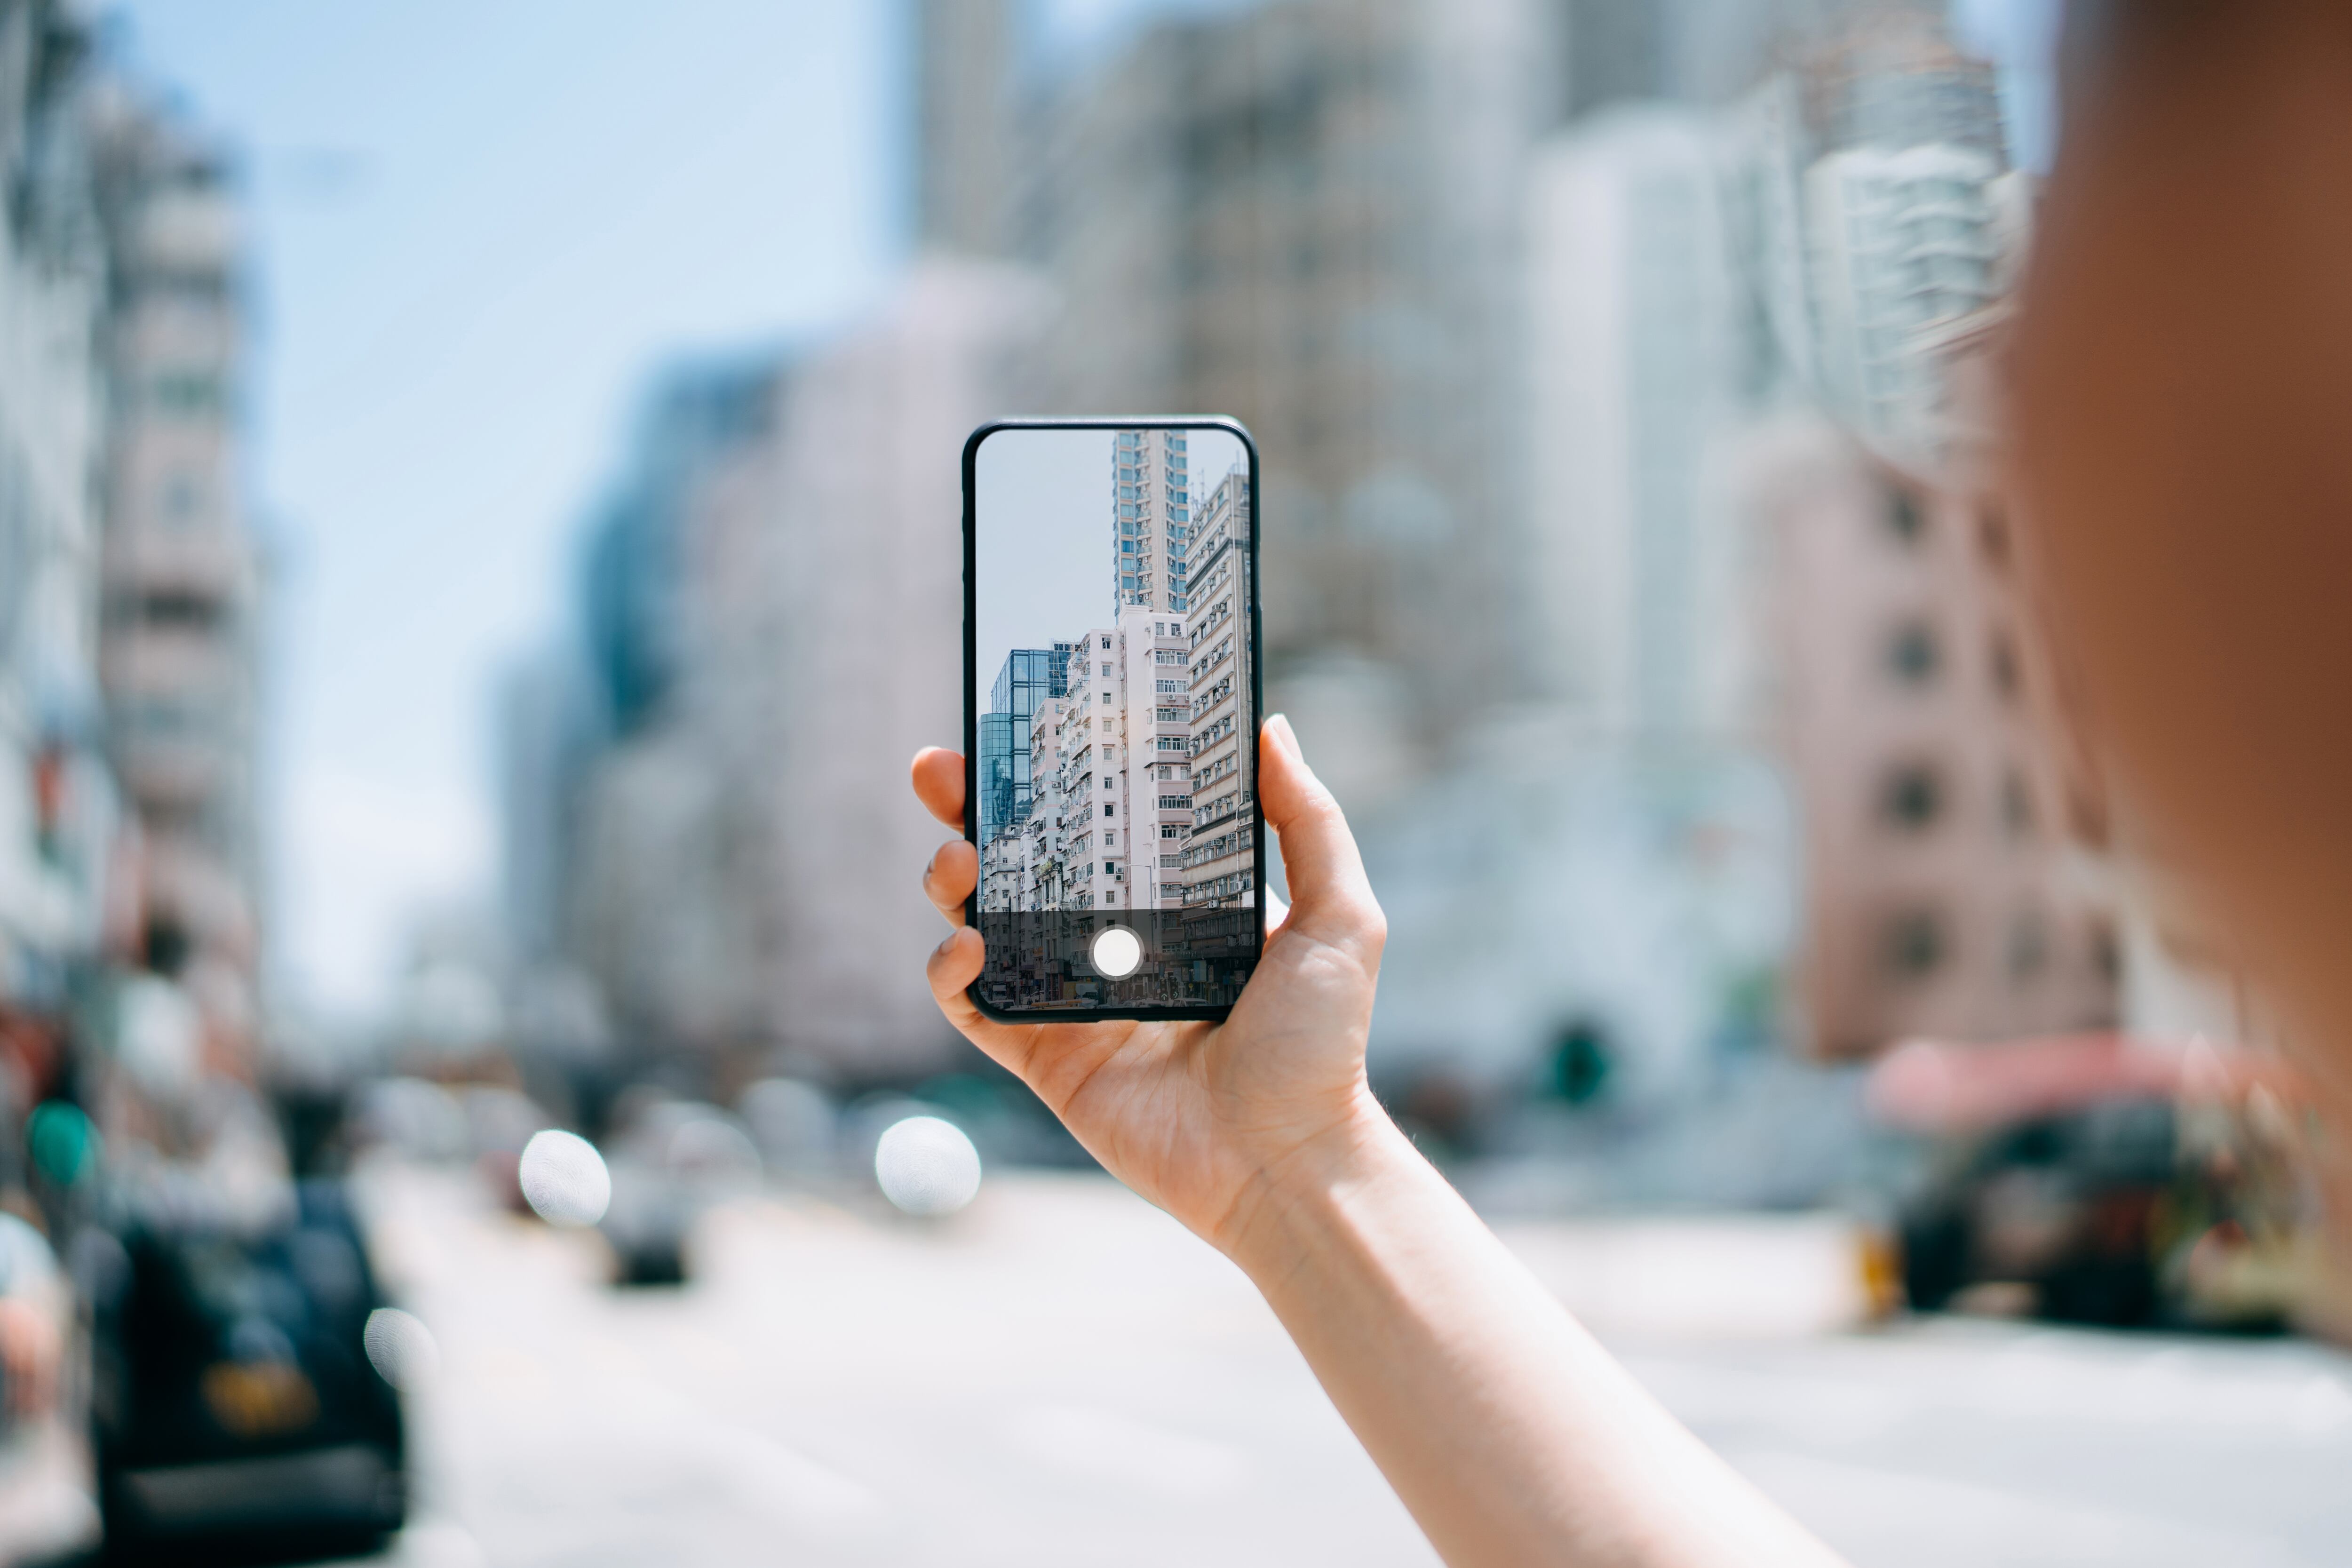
[962,417,1266,1021]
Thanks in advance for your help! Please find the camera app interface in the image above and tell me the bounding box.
[971,425,1259,1011]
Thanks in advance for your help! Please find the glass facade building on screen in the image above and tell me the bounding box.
[977,644,1073,843]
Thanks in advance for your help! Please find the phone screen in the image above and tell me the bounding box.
[964,420,1263,1019]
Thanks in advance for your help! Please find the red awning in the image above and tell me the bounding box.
[1865,1031,2301,1134]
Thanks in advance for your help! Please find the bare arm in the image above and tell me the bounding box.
[1221,1099,1843,1566]
[915,720,1844,1567]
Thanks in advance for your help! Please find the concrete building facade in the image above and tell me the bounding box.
[1183,466,1253,907]
[0,9,114,1022]
[89,92,265,1053]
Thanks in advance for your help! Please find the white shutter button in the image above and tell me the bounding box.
[1090,925,1143,979]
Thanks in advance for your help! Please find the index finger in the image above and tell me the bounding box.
[911,747,966,830]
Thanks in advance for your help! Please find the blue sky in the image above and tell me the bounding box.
[104,0,2058,1023]
[107,0,906,1017]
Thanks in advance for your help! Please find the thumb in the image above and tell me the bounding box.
[1257,715,1383,954]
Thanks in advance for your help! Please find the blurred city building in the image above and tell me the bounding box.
[509,0,2140,1158]
[0,3,263,1098]
[88,86,265,1069]
[1523,103,1753,741]
[1011,0,1557,748]
[0,0,118,1078]
[504,261,1050,1090]
[1745,403,2118,1060]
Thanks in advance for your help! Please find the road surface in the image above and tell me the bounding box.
[16,1164,2352,1566]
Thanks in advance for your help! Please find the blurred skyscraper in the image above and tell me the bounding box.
[1011,0,1562,745]
[0,0,268,1185]
[1524,106,1752,741]
[505,260,1049,1082]
[914,0,1019,257]
[0,4,117,1023]
[88,89,267,1051]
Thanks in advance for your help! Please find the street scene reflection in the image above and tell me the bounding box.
[0,0,2344,1563]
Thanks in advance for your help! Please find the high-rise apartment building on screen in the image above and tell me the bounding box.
[1111,428,1191,615]
[1183,467,1253,907]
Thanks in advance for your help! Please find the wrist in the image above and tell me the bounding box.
[1212,1090,1425,1279]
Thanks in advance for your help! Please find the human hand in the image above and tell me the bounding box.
[913,715,1390,1252]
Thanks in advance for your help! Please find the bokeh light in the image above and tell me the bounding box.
[518,1129,612,1227]
[362,1306,439,1391]
[873,1116,982,1217]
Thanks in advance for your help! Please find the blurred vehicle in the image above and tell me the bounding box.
[1872,1034,2315,1330]
[735,1077,836,1184]
[79,1180,406,1559]
[598,1099,759,1287]
[459,1085,550,1215]
[349,1076,469,1165]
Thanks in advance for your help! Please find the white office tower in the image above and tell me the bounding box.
[1523,106,1751,742]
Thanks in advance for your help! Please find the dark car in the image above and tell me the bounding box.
[81,1180,407,1560]
[1897,1097,2179,1326]
[1873,1033,2314,1331]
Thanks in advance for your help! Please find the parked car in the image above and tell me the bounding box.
[1872,1033,2315,1330]
[598,1098,758,1287]
[81,1179,407,1560]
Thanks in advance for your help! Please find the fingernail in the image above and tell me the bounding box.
[1263,713,1300,760]
[937,929,962,956]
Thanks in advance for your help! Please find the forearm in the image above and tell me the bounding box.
[1222,1104,1847,1568]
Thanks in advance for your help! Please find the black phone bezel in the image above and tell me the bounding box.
[961,415,1268,1024]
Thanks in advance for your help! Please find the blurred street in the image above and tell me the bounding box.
[317,1169,2352,1568]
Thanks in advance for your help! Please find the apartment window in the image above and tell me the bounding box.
[2006,909,2050,982]
[1104,803,1114,817]
[2089,915,2122,984]
[1990,629,2020,700]
[1886,621,1939,685]
[1880,908,1946,979]
[160,472,208,526]
[151,369,225,418]
[1880,763,1943,830]
[138,590,220,629]
[1978,505,2011,569]
[1100,637,1111,650]
[1884,488,1926,546]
